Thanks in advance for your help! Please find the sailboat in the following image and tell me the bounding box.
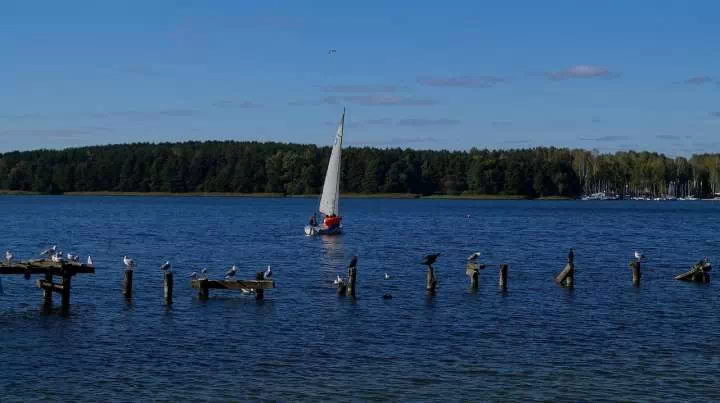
[305,109,345,236]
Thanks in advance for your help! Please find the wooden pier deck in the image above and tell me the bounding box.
[0,259,95,275]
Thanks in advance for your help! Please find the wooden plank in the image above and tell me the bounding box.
[190,279,275,290]
[0,260,95,275]
[35,279,65,293]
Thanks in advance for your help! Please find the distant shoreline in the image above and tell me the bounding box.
[0,190,575,200]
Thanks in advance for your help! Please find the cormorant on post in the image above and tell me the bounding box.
[421,253,441,266]
[348,255,358,269]
[568,248,575,263]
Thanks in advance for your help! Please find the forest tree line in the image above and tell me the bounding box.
[1,141,720,198]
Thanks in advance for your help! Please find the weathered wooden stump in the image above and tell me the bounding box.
[426,265,437,293]
[347,266,357,297]
[42,272,53,308]
[674,259,712,284]
[255,272,265,300]
[163,271,173,305]
[498,264,508,291]
[629,260,641,286]
[336,278,347,295]
[122,269,133,298]
[198,278,210,300]
[555,263,575,288]
[60,273,71,316]
[466,263,485,289]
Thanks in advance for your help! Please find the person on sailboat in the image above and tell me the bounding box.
[324,214,341,229]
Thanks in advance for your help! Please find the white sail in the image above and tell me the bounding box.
[319,109,344,216]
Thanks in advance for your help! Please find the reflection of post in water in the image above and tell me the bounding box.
[319,233,346,278]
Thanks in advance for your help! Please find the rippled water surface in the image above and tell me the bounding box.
[1,196,720,402]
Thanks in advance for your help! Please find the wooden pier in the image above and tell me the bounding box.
[0,259,95,316]
[191,275,275,300]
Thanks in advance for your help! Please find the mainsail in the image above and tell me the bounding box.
[318,109,345,216]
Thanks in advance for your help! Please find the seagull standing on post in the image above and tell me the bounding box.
[123,255,136,269]
[467,252,481,262]
[200,268,208,280]
[160,261,171,272]
[225,265,237,279]
[4,250,13,263]
[264,265,272,279]
[634,251,646,261]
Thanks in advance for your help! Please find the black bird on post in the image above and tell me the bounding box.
[348,255,358,269]
[421,253,440,266]
[568,248,575,264]
[347,256,358,297]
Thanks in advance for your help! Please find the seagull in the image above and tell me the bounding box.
[384,272,391,280]
[421,253,441,266]
[160,261,171,271]
[348,255,358,269]
[634,251,645,261]
[87,256,93,266]
[264,265,272,279]
[200,268,208,279]
[67,253,79,262]
[51,253,62,263]
[41,245,57,256]
[225,265,237,279]
[333,275,343,285]
[467,252,481,262]
[4,250,13,263]
[189,272,198,279]
[123,255,135,269]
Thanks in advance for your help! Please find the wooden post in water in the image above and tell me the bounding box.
[198,278,209,300]
[630,260,641,287]
[42,271,53,308]
[555,263,575,288]
[164,271,173,305]
[255,272,265,301]
[498,264,508,291]
[347,266,357,297]
[426,265,437,293]
[122,269,133,298]
[60,273,71,316]
[467,263,484,289]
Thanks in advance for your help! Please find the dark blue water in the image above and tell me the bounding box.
[1,196,719,402]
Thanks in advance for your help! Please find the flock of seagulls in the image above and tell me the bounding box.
[4,245,91,266]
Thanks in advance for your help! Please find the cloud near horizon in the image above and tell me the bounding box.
[416,76,507,88]
[684,76,712,85]
[319,84,405,93]
[579,135,630,141]
[545,65,618,80]
[322,95,437,106]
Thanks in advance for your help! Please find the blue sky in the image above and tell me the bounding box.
[1,0,719,155]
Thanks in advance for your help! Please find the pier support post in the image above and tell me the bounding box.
[122,269,133,299]
[498,264,508,291]
[164,271,173,305]
[467,263,483,289]
[630,261,641,287]
[426,265,437,293]
[198,278,209,300]
[255,272,265,301]
[42,272,53,308]
[555,263,575,288]
[347,266,357,297]
[60,274,71,316]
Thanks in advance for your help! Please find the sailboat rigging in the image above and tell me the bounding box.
[305,108,345,236]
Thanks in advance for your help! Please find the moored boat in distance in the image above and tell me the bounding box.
[305,108,345,236]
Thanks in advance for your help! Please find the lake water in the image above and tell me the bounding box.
[1,196,719,402]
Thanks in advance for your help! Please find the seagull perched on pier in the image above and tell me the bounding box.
[4,250,13,263]
[123,255,136,269]
[634,251,646,261]
[333,275,343,285]
[67,253,79,263]
[421,253,441,266]
[189,271,198,279]
[51,253,62,263]
[41,245,57,256]
[160,261,171,272]
[200,268,208,279]
[467,252,481,262]
[348,255,358,269]
[225,265,237,279]
[264,265,272,279]
[87,256,93,266]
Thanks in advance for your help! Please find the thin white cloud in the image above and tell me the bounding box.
[545,65,618,80]
[417,76,507,88]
